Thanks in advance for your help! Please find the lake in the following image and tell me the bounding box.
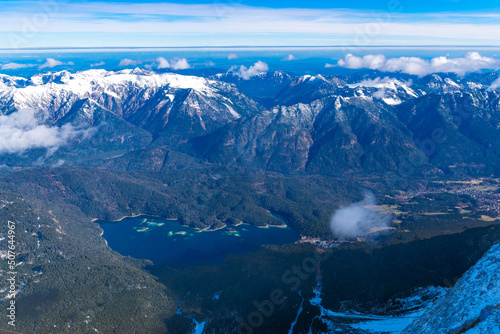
[98,216,300,266]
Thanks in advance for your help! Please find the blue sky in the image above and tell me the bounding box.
[52,0,500,12]
[1,0,500,48]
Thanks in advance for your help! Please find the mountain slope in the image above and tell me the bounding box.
[397,91,500,175]
[0,69,263,166]
[0,68,262,137]
[403,241,500,333]
[190,95,432,175]
[1,69,500,178]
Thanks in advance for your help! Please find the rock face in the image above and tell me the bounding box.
[191,95,430,175]
[0,69,262,165]
[397,91,500,176]
[403,242,500,334]
[190,73,500,177]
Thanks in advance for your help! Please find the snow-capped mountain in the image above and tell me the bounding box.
[403,242,500,333]
[0,68,262,135]
[346,77,422,105]
[1,68,500,176]
[187,71,500,176]
[273,74,346,106]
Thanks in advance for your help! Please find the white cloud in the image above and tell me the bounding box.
[236,61,269,80]
[0,109,91,154]
[170,58,191,70]
[330,191,392,239]
[338,52,500,76]
[39,58,65,69]
[283,54,297,61]
[338,54,387,70]
[3,3,500,47]
[119,59,141,66]
[1,63,36,70]
[205,61,216,67]
[487,77,500,91]
[90,61,105,67]
[52,159,66,167]
[156,57,170,69]
[228,53,239,60]
[325,63,335,68]
[372,89,387,100]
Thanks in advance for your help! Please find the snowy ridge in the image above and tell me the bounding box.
[347,77,415,94]
[347,77,420,105]
[292,74,345,87]
[0,68,263,139]
[403,242,500,334]
[305,278,447,334]
[13,68,217,94]
[0,68,221,119]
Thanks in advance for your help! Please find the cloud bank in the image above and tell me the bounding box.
[0,109,91,155]
[235,61,269,80]
[3,2,500,48]
[330,191,392,239]
[338,52,499,76]
[2,58,73,70]
[1,63,36,70]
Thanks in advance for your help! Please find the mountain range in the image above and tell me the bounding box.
[1,68,499,179]
[1,67,500,333]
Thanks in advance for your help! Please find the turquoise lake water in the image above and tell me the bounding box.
[98,216,300,266]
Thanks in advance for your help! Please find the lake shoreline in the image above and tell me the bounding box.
[98,215,300,266]
[94,214,291,233]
